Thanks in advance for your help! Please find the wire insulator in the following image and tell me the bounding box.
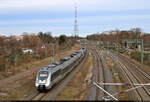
[124,82,131,86]
[119,91,125,94]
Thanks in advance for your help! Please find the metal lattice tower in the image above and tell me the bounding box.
[74,3,78,38]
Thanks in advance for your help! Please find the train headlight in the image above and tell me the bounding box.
[35,82,39,87]
[45,81,50,87]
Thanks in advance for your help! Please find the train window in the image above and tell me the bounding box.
[70,55,74,57]
[65,56,71,60]
[48,64,56,68]
[61,58,68,61]
[62,62,73,73]
[51,69,61,81]
[60,59,66,62]
[74,53,77,55]
[52,61,60,65]
[59,61,64,64]
[38,71,48,81]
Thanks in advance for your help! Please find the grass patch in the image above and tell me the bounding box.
[56,53,94,100]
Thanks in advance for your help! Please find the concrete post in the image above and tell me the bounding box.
[148,56,150,65]
[52,44,55,63]
[141,39,144,64]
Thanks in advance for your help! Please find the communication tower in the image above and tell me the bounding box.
[74,3,78,38]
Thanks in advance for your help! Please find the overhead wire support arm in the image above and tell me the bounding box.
[93,82,118,101]
[96,82,150,99]
[97,82,150,86]
[103,83,148,99]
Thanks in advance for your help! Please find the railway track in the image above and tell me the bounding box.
[118,54,150,100]
[107,50,150,100]
[94,49,103,100]
[119,54,150,81]
[97,49,105,100]
[98,49,118,100]
[88,47,105,100]
[22,52,88,100]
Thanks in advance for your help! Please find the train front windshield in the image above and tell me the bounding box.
[38,71,48,80]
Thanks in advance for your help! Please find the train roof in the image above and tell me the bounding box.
[75,51,79,53]
[52,61,61,66]
[37,50,83,74]
[65,56,71,60]
[39,62,58,71]
[39,66,50,71]
[60,56,70,62]
[47,64,56,68]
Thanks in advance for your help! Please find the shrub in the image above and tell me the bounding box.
[131,51,141,62]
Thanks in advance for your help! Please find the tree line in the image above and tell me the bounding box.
[0,32,76,71]
[87,28,150,46]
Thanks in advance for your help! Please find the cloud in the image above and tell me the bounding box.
[0,0,150,35]
[1,23,150,37]
[80,14,150,22]
[0,18,73,25]
[0,14,149,25]
[0,25,75,36]
[0,0,150,13]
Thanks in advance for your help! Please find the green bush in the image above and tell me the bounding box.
[131,51,150,66]
[0,64,5,71]
[131,51,141,62]
[59,35,66,45]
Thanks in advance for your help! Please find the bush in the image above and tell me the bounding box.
[0,64,5,71]
[131,51,141,62]
[59,35,66,45]
[131,51,150,66]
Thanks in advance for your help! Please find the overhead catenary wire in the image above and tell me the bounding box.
[97,82,150,86]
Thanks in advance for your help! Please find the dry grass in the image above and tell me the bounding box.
[56,53,94,100]
[131,58,150,72]
[0,75,36,100]
[106,56,128,100]
[0,44,81,100]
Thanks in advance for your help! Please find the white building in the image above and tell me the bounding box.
[22,48,34,54]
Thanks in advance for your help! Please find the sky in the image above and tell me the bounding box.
[0,0,150,37]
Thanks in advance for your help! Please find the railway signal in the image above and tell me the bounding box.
[125,41,127,48]
[122,39,144,63]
